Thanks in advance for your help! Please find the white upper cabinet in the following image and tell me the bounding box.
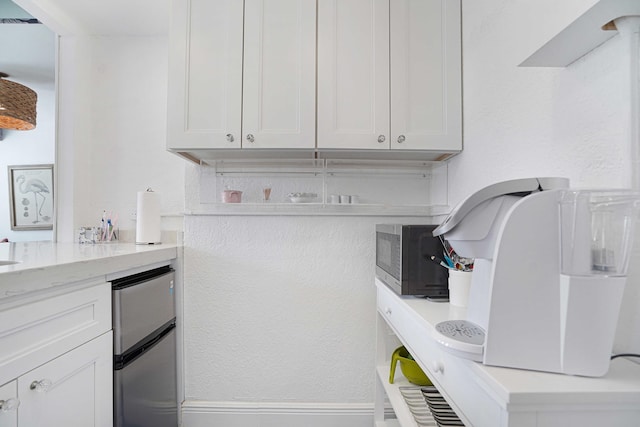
[242,0,316,149]
[390,0,461,151]
[0,282,112,427]
[168,0,461,161]
[167,0,244,150]
[318,0,461,153]
[167,0,316,153]
[317,0,390,150]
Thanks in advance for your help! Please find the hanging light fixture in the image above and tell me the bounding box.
[0,72,37,130]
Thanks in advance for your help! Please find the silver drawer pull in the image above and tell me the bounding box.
[246,134,255,143]
[30,379,52,392]
[0,398,19,412]
[397,135,406,144]
[226,133,234,143]
[378,135,386,143]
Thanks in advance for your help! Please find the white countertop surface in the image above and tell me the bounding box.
[0,241,178,303]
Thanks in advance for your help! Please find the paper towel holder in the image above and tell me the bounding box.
[136,188,162,245]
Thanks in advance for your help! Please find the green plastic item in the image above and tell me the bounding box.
[389,346,432,386]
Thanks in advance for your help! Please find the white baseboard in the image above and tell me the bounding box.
[181,400,374,427]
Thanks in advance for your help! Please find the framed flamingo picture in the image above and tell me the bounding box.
[8,164,54,231]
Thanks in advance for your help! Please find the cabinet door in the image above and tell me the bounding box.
[242,0,316,149]
[390,0,462,151]
[0,381,17,427]
[167,0,244,150]
[317,0,390,150]
[17,332,112,427]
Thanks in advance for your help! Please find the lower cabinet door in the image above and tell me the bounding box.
[17,332,112,427]
[0,380,18,427]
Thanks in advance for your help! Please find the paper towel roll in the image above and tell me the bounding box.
[136,189,162,244]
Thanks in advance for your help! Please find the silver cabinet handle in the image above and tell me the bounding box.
[226,133,234,143]
[397,135,406,144]
[246,134,255,143]
[377,135,386,143]
[0,398,20,412]
[30,379,52,392]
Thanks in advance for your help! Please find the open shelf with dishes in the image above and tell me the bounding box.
[376,364,423,427]
[189,159,449,216]
[375,295,465,427]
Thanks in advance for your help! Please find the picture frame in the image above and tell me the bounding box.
[8,164,54,231]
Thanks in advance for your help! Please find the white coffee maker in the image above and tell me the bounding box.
[432,177,640,377]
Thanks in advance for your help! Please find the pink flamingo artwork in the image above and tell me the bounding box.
[16,174,50,223]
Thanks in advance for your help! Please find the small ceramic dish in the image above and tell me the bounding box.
[288,192,317,203]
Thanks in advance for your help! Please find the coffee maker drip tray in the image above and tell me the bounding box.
[434,320,485,361]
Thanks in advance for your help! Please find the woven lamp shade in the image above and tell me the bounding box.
[0,77,37,130]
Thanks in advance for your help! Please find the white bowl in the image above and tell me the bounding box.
[288,192,317,203]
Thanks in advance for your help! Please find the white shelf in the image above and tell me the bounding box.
[185,203,450,217]
[520,0,640,67]
[194,158,449,216]
[376,365,420,427]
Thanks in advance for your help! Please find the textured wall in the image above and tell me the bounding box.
[183,214,425,402]
[449,1,629,205]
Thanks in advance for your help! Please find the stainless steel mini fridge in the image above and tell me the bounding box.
[111,266,177,427]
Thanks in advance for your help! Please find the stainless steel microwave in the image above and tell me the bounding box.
[375,224,449,298]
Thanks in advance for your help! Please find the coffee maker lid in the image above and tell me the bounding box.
[433,177,569,237]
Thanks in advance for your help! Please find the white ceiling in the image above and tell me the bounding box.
[1,0,170,87]
[12,0,170,36]
[1,0,54,86]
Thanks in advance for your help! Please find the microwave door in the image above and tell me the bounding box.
[376,231,401,291]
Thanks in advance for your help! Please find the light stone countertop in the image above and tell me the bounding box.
[0,241,178,304]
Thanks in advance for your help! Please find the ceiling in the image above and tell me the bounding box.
[1,0,54,86]
[1,0,170,87]
[12,0,170,36]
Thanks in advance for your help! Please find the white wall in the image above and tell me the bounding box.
[56,35,184,242]
[449,1,630,204]
[183,214,381,401]
[0,27,55,242]
[0,83,55,242]
[0,9,55,242]
[181,207,429,426]
[84,36,184,234]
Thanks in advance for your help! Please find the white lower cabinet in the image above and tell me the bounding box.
[16,332,112,427]
[375,279,640,427]
[0,381,18,427]
[0,282,113,427]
